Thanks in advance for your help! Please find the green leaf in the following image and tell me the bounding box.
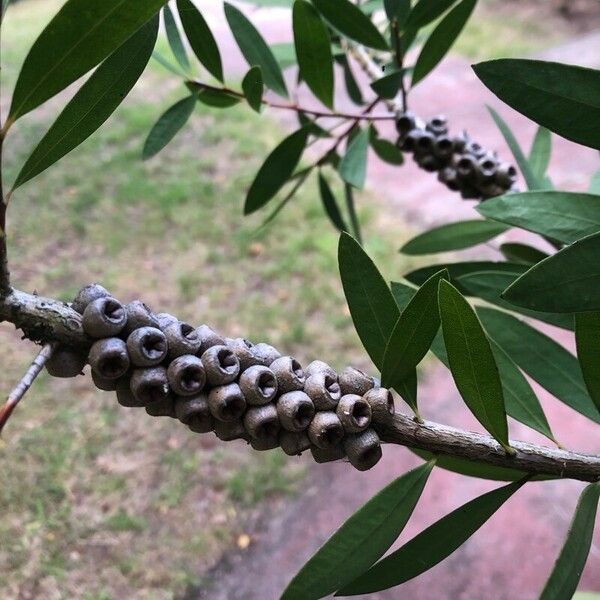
[540,483,600,600]
[13,17,158,190]
[400,219,508,255]
[490,340,555,442]
[474,59,600,150]
[152,50,187,77]
[293,0,334,108]
[369,132,404,165]
[575,312,600,412]
[272,42,298,70]
[392,280,558,442]
[503,232,600,313]
[477,307,600,423]
[382,269,447,395]
[487,106,540,190]
[338,127,370,189]
[499,242,549,265]
[8,0,165,121]
[142,94,197,160]
[311,0,389,50]
[457,270,574,331]
[370,70,404,99]
[242,66,264,112]
[338,233,399,369]
[163,4,190,72]
[529,126,551,181]
[196,87,241,108]
[478,191,600,245]
[384,0,411,23]
[177,0,223,81]
[337,55,364,105]
[244,128,309,214]
[282,462,434,600]
[405,261,523,289]
[589,170,600,194]
[411,0,476,86]
[224,2,288,97]
[338,480,524,595]
[404,0,457,32]
[318,172,348,233]
[438,280,510,449]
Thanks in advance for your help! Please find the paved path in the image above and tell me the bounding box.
[189,5,600,599]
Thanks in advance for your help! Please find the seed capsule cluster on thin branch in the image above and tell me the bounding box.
[45,284,396,471]
[396,112,518,200]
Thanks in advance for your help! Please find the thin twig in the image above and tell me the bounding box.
[0,131,11,297]
[0,342,57,434]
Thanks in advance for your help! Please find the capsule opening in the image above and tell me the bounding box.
[104,299,124,322]
[218,348,239,374]
[257,372,276,397]
[352,401,371,427]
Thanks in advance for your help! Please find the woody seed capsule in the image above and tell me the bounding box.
[243,404,280,440]
[304,372,341,410]
[167,355,206,396]
[279,430,311,456]
[175,393,214,433]
[208,383,246,422]
[270,356,306,393]
[363,387,395,425]
[225,337,257,370]
[310,445,346,463]
[156,312,178,331]
[145,396,176,418]
[250,342,282,366]
[307,411,345,450]
[45,346,86,378]
[239,365,278,405]
[126,326,168,367]
[82,297,127,338]
[88,337,130,380]
[339,366,374,396]
[197,324,226,354]
[304,360,337,380]
[250,436,280,451]
[277,391,315,432]
[336,394,372,433]
[122,300,160,336]
[202,345,240,386]
[71,283,110,314]
[130,366,170,406]
[92,369,119,391]
[164,321,202,359]
[344,428,382,471]
[115,376,141,407]
[214,419,248,442]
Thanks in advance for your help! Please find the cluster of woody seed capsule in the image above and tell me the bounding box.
[45,284,396,471]
[395,112,518,200]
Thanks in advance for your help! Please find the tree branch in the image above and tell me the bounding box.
[378,413,600,483]
[2,287,598,482]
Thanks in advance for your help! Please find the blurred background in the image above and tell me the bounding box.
[0,1,599,598]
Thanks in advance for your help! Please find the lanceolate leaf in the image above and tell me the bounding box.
[142,93,197,160]
[457,270,574,331]
[575,312,600,412]
[8,0,166,121]
[318,172,348,233]
[311,0,389,50]
[338,127,370,189]
[405,261,523,289]
[177,0,223,81]
[540,483,600,600]
[503,232,600,313]
[242,66,264,112]
[487,106,540,189]
[244,128,309,214]
[474,59,600,150]
[400,219,508,255]
[529,126,551,181]
[391,280,558,442]
[338,233,399,369]
[370,135,404,165]
[338,55,364,105]
[382,269,447,391]
[339,480,524,595]
[477,191,600,245]
[13,17,159,189]
[293,0,334,108]
[384,0,411,24]
[163,4,190,72]
[477,307,600,423]
[370,70,405,99]
[438,280,510,449]
[411,0,476,86]
[499,242,549,265]
[282,462,434,600]
[590,170,600,194]
[404,0,457,33]
[224,2,288,97]
[196,87,241,108]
